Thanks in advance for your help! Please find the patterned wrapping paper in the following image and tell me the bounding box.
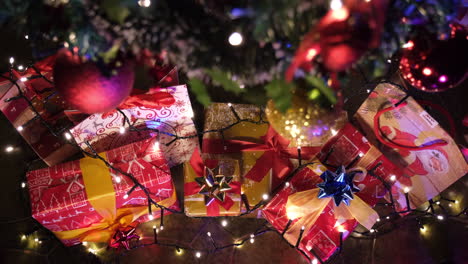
[0,68,78,166]
[202,103,273,211]
[317,123,403,205]
[262,160,383,262]
[70,84,198,167]
[184,149,242,217]
[27,137,179,246]
[354,82,468,209]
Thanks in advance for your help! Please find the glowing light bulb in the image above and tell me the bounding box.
[436,201,441,205]
[83,241,88,246]
[25,35,29,39]
[227,103,232,107]
[366,89,371,93]
[119,127,126,134]
[285,182,290,187]
[207,232,211,237]
[370,229,375,233]
[386,216,390,220]
[376,218,380,222]
[330,0,343,10]
[195,252,201,258]
[228,32,243,46]
[5,146,14,152]
[389,175,396,181]
[9,57,14,64]
[312,259,318,264]
[115,176,121,183]
[17,126,24,132]
[262,194,269,200]
[123,194,129,199]
[21,235,26,240]
[138,0,151,7]
[403,187,410,193]
[21,182,26,188]
[306,48,317,60]
[153,225,156,230]
[64,132,72,140]
[437,215,444,220]
[160,225,164,231]
[20,77,27,82]
[455,200,459,204]
[358,152,364,157]
[34,238,39,242]
[422,67,432,76]
[148,214,154,220]
[402,41,414,49]
[336,225,347,233]
[438,75,448,83]
[17,65,24,70]
[250,238,255,243]
[221,219,228,227]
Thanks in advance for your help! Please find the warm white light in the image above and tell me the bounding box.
[21,235,26,240]
[403,187,410,193]
[195,252,201,258]
[138,0,151,7]
[148,214,154,220]
[17,126,24,132]
[437,215,444,221]
[119,127,126,134]
[5,146,14,152]
[69,32,76,41]
[301,226,305,230]
[366,89,371,93]
[25,35,29,39]
[207,232,211,237]
[312,259,318,264]
[455,200,459,204]
[262,194,269,200]
[83,241,88,246]
[227,103,232,107]
[285,182,290,187]
[448,203,452,207]
[420,226,426,233]
[336,225,346,233]
[331,129,338,136]
[17,65,24,70]
[221,219,228,227]
[402,41,414,49]
[436,201,441,205]
[153,225,156,230]
[21,182,26,188]
[250,238,255,244]
[386,216,390,220]
[123,194,129,199]
[20,77,27,82]
[115,176,121,183]
[34,238,39,242]
[64,132,72,140]
[376,218,380,222]
[160,225,164,231]
[389,175,396,181]
[387,59,392,63]
[370,229,375,233]
[228,32,243,46]
[9,57,14,64]
[330,0,343,10]
[239,84,245,89]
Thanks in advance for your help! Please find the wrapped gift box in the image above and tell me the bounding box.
[317,123,403,206]
[70,84,198,167]
[0,66,79,166]
[263,161,381,262]
[184,149,242,217]
[354,82,468,209]
[27,137,179,246]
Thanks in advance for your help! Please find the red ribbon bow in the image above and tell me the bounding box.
[202,126,320,183]
[184,149,241,216]
[101,89,175,118]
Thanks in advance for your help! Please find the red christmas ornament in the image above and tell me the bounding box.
[53,49,134,114]
[399,26,468,92]
[286,0,388,80]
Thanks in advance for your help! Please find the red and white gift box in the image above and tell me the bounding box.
[70,84,198,167]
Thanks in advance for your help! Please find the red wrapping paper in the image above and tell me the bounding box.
[27,137,179,246]
[317,123,403,205]
[263,158,385,262]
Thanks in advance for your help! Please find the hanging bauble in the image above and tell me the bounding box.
[285,0,388,80]
[399,27,468,92]
[53,49,134,114]
[265,90,347,147]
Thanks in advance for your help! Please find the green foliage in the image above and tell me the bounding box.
[188,78,212,106]
[101,0,130,24]
[205,69,245,95]
[264,79,293,112]
[305,76,337,105]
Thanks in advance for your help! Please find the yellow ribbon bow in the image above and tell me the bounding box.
[284,171,379,245]
[54,153,177,243]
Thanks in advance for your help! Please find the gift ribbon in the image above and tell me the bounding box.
[184,149,241,216]
[284,185,378,246]
[202,126,320,182]
[54,153,177,243]
[101,89,175,118]
[373,102,448,150]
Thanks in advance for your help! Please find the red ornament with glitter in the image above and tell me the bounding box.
[399,26,468,92]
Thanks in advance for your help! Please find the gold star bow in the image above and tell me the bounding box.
[195,166,233,206]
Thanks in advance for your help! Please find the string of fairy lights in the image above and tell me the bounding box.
[1,57,467,264]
